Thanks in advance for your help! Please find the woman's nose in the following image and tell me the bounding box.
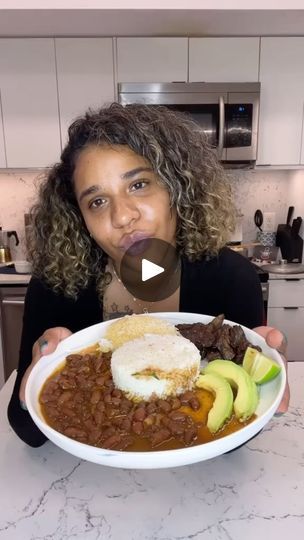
[111,198,140,228]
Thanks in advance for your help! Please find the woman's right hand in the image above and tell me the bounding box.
[19,327,72,403]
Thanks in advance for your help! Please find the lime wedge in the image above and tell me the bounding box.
[243,346,281,384]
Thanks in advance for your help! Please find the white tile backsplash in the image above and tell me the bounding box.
[0,168,303,260]
[227,168,293,243]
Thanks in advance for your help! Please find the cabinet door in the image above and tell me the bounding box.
[267,307,304,361]
[258,37,304,166]
[117,38,188,83]
[56,38,114,148]
[0,38,61,168]
[189,38,259,82]
[0,94,6,167]
[268,279,304,307]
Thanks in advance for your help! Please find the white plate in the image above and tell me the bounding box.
[25,313,286,469]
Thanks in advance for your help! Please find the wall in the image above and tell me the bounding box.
[1,167,301,261]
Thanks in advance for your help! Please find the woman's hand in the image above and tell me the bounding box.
[19,327,72,403]
[253,325,290,414]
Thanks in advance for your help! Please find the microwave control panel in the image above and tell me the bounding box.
[225,104,253,147]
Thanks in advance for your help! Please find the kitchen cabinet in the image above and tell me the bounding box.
[258,37,304,166]
[55,38,114,148]
[0,96,6,168]
[267,276,304,361]
[0,38,61,168]
[189,38,260,82]
[117,38,188,83]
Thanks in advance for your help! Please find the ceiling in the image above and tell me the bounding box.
[1,9,304,37]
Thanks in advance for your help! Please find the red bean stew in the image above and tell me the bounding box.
[39,344,254,452]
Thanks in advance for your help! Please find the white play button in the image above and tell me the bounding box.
[142,258,164,282]
[120,238,180,302]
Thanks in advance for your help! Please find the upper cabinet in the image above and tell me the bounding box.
[0,39,61,168]
[0,96,6,167]
[258,37,304,166]
[55,38,114,147]
[117,38,188,83]
[189,38,260,82]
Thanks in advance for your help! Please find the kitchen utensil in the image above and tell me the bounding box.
[25,312,285,469]
[0,228,19,263]
[291,217,302,237]
[276,206,294,241]
[254,209,263,232]
[275,206,303,262]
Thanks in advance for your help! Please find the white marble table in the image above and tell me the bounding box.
[0,366,303,540]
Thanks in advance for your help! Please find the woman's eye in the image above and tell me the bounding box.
[130,180,149,191]
[89,198,106,209]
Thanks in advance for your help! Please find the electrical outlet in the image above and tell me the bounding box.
[263,212,276,232]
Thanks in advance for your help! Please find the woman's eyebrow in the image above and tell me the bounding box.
[79,185,100,202]
[79,167,153,201]
[121,167,153,179]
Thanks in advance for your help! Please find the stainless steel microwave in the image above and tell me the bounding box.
[118,82,260,167]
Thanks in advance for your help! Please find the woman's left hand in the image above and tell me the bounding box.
[253,326,290,414]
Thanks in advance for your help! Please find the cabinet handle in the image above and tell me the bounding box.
[285,278,300,281]
[2,298,25,305]
[283,306,299,310]
[218,95,225,160]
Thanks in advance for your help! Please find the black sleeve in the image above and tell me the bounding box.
[220,249,264,329]
[7,278,63,447]
[7,276,101,448]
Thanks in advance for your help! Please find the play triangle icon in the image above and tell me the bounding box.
[141,258,164,282]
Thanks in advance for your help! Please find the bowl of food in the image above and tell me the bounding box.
[25,313,286,469]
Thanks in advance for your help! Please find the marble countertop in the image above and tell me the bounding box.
[0,365,303,540]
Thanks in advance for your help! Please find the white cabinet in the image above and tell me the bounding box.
[117,38,188,83]
[267,277,304,361]
[0,39,61,168]
[258,37,304,166]
[189,38,260,82]
[0,95,6,167]
[55,38,114,148]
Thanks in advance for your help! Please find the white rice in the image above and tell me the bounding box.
[111,333,201,401]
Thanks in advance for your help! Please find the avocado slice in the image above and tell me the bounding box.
[204,360,259,422]
[196,372,233,433]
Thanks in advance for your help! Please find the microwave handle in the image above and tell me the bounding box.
[218,95,225,160]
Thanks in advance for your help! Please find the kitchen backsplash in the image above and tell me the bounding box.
[228,169,293,243]
[0,168,303,260]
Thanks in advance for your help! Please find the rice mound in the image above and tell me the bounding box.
[105,313,178,350]
[111,333,201,401]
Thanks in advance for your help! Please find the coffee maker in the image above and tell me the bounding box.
[0,228,19,263]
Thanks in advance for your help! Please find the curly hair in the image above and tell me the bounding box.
[28,102,236,299]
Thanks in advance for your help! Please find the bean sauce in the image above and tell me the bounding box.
[39,345,254,452]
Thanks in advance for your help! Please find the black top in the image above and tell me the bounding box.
[7,247,264,447]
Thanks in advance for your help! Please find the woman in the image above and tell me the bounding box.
[7,103,289,447]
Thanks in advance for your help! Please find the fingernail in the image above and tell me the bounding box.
[39,338,48,352]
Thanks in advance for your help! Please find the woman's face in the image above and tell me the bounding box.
[74,144,177,264]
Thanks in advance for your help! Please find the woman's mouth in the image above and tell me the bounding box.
[119,233,153,256]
